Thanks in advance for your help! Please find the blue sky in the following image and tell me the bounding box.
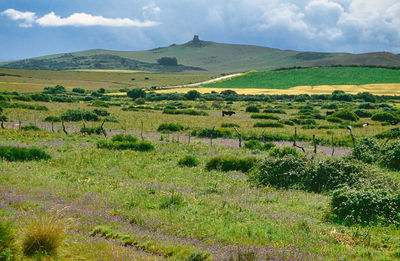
[1,0,400,61]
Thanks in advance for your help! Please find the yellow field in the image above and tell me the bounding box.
[155,83,400,95]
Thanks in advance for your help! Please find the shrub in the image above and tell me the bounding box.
[159,191,184,209]
[112,134,138,143]
[0,146,50,161]
[206,156,257,172]
[327,116,343,123]
[254,122,284,128]
[354,109,372,118]
[30,93,51,102]
[192,128,233,138]
[22,215,65,257]
[245,105,259,113]
[262,142,276,150]
[12,95,32,101]
[72,88,85,94]
[98,135,154,152]
[322,103,338,109]
[331,110,359,121]
[163,109,208,116]
[158,123,184,133]
[184,90,201,100]
[280,120,295,126]
[358,103,376,109]
[375,127,400,139]
[80,127,104,135]
[127,89,146,100]
[331,187,400,225]
[61,109,99,121]
[380,141,400,170]
[0,220,17,261]
[43,85,66,94]
[20,125,41,131]
[178,155,199,167]
[92,109,110,116]
[251,113,280,120]
[44,116,61,122]
[371,112,398,123]
[269,147,300,157]
[244,140,262,150]
[353,137,381,164]
[263,108,286,114]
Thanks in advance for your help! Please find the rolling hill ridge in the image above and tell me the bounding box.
[1,35,400,74]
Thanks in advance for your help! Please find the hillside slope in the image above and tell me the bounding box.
[2,36,400,73]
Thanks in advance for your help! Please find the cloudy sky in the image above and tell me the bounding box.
[1,0,399,61]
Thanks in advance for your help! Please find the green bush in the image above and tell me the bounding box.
[322,103,338,109]
[158,123,184,133]
[221,123,240,128]
[20,125,41,131]
[72,88,85,94]
[98,135,154,152]
[244,140,262,150]
[371,112,398,122]
[80,127,104,135]
[92,109,110,116]
[331,187,400,225]
[0,220,17,261]
[250,113,280,120]
[91,100,109,108]
[354,109,372,118]
[206,156,257,173]
[178,155,199,167]
[352,137,381,164]
[331,110,359,121]
[44,116,61,122]
[0,146,50,161]
[326,116,343,123]
[358,103,376,109]
[12,95,31,101]
[61,109,99,122]
[269,147,300,157]
[30,93,51,102]
[112,134,138,143]
[192,128,233,138]
[380,141,400,170]
[279,120,295,126]
[263,108,286,114]
[127,89,146,100]
[375,127,400,139]
[254,121,284,128]
[245,105,259,113]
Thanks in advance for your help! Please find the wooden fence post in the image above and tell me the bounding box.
[293,127,305,152]
[331,134,335,156]
[141,120,144,141]
[210,126,215,146]
[233,127,242,148]
[62,119,68,135]
[313,135,317,154]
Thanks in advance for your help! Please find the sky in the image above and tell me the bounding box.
[1,0,399,61]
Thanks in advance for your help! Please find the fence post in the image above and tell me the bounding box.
[331,134,335,156]
[233,127,242,148]
[188,131,191,145]
[313,135,317,154]
[141,120,144,141]
[62,119,68,135]
[210,126,215,146]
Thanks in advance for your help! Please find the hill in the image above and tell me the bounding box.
[206,67,400,89]
[2,35,400,73]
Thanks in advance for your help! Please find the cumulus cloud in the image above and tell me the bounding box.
[2,8,159,27]
[142,2,161,20]
[1,9,37,27]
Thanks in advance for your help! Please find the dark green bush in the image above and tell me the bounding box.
[111,134,138,143]
[353,137,381,164]
[44,116,61,122]
[12,95,32,101]
[245,105,259,113]
[98,135,154,151]
[92,109,110,116]
[20,125,41,131]
[43,85,66,94]
[380,141,400,170]
[322,103,338,109]
[91,100,109,108]
[263,108,286,114]
[61,109,99,122]
[163,109,208,116]
[80,127,104,135]
[279,120,295,126]
[0,146,50,161]
[158,123,184,133]
[269,147,300,157]
[371,112,398,123]
[206,156,257,172]
[327,116,343,123]
[72,88,85,94]
[332,110,359,121]
[30,93,51,102]
[0,102,48,111]
[254,121,284,128]
[192,128,233,138]
[375,127,400,139]
[244,140,262,150]
[354,109,372,118]
[221,123,240,128]
[358,103,376,109]
[331,187,400,225]
[0,220,17,261]
[127,89,146,100]
[178,155,199,167]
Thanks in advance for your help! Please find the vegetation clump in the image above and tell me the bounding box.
[254,121,284,128]
[163,108,208,116]
[331,110,359,121]
[61,109,99,121]
[0,146,50,161]
[371,112,398,123]
[269,146,300,157]
[250,113,280,120]
[178,155,200,167]
[245,140,276,151]
[245,105,259,113]
[97,134,154,152]
[0,220,17,261]
[158,123,184,133]
[20,125,41,131]
[206,156,257,172]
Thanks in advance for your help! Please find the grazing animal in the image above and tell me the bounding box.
[222,110,236,117]
[362,123,369,127]
[326,111,335,116]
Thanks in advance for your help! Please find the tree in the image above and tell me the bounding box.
[184,90,201,100]
[127,89,146,100]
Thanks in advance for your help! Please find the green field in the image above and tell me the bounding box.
[206,67,400,89]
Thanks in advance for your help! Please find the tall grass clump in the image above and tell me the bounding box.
[0,146,50,161]
[22,214,65,258]
[269,146,300,157]
[178,155,199,167]
[253,121,284,128]
[352,137,381,164]
[61,109,99,121]
[250,113,280,120]
[97,134,154,152]
[331,110,359,121]
[0,219,17,261]
[158,123,184,133]
[206,156,257,173]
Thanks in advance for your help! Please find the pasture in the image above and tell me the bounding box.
[1,68,400,260]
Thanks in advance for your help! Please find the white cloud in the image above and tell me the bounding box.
[142,2,161,20]
[1,9,37,27]
[2,9,159,27]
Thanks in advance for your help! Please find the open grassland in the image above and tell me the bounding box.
[156,83,400,95]
[206,67,400,89]
[0,68,214,93]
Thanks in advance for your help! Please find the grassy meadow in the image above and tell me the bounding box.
[1,68,400,260]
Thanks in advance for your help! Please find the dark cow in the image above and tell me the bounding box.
[326,111,335,116]
[222,110,236,117]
